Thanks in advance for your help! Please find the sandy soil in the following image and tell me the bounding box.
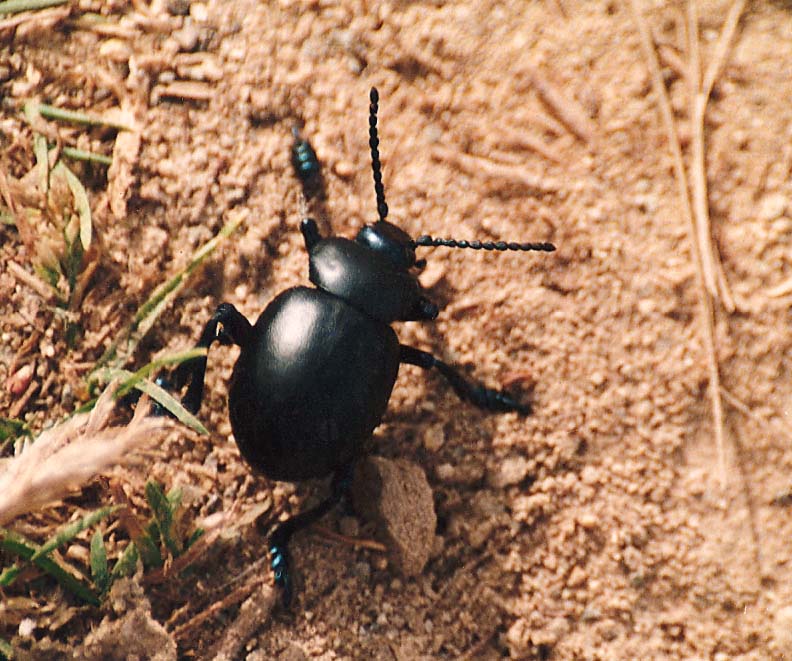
[2,0,792,658]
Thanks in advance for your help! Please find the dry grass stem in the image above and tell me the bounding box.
[767,276,792,298]
[521,66,597,144]
[7,260,56,302]
[701,0,747,99]
[721,387,792,447]
[311,524,389,552]
[208,584,277,661]
[0,4,68,32]
[0,385,170,526]
[628,0,727,487]
[688,0,744,312]
[431,144,559,194]
[493,125,562,164]
[153,81,214,103]
[171,578,269,643]
[8,376,39,419]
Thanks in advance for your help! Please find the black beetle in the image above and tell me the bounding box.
[176,88,555,605]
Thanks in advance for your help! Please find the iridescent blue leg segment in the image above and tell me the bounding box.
[268,465,353,607]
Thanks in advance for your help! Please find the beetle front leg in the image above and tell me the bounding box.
[179,303,253,414]
[400,344,531,415]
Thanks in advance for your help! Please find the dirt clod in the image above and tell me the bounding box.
[79,577,176,661]
[352,456,436,577]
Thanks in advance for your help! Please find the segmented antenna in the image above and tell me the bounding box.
[369,87,389,222]
[414,235,556,252]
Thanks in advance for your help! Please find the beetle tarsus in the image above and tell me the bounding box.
[268,466,353,607]
[399,344,531,415]
[300,218,322,251]
[291,126,322,193]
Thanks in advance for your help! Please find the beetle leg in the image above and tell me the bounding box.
[300,218,322,251]
[268,465,353,607]
[399,344,531,415]
[179,303,253,414]
[403,296,439,321]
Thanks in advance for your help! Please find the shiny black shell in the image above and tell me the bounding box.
[228,286,400,481]
[308,237,422,323]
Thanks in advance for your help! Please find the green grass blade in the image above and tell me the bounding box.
[0,418,29,442]
[95,364,208,435]
[145,482,181,557]
[35,103,133,131]
[52,161,91,250]
[137,524,163,569]
[0,0,67,14]
[90,530,109,594]
[0,531,100,606]
[92,212,244,373]
[0,635,13,660]
[166,486,183,510]
[103,347,207,399]
[184,527,205,550]
[61,146,112,165]
[110,542,138,580]
[30,506,117,563]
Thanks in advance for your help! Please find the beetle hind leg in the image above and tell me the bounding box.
[268,465,353,607]
[400,344,531,415]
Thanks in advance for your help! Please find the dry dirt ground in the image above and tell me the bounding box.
[2,0,792,659]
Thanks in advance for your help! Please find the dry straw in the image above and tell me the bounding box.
[0,384,170,526]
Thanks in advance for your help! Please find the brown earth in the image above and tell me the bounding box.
[2,0,792,659]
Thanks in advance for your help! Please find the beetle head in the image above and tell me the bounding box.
[355,221,417,270]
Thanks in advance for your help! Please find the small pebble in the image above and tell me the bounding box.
[773,605,792,653]
[567,566,587,588]
[333,160,355,178]
[488,454,530,488]
[6,363,33,396]
[422,423,445,452]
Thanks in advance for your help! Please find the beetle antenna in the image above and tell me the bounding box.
[369,87,389,223]
[413,235,556,252]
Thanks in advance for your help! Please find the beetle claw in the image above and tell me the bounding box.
[270,543,293,607]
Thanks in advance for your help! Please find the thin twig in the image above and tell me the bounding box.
[492,125,562,164]
[521,66,596,144]
[688,0,745,312]
[209,584,277,661]
[767,276,792,298]
[171,578,267,640]
[153,81,214,102]
[628,0,727,487]
[0,0,65,15]
[7,261,56,303]
[721,387,792,446]
[0,3,66,29]
[431,145,559,194]
[701,0,747,99]
[311,524,388,552]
